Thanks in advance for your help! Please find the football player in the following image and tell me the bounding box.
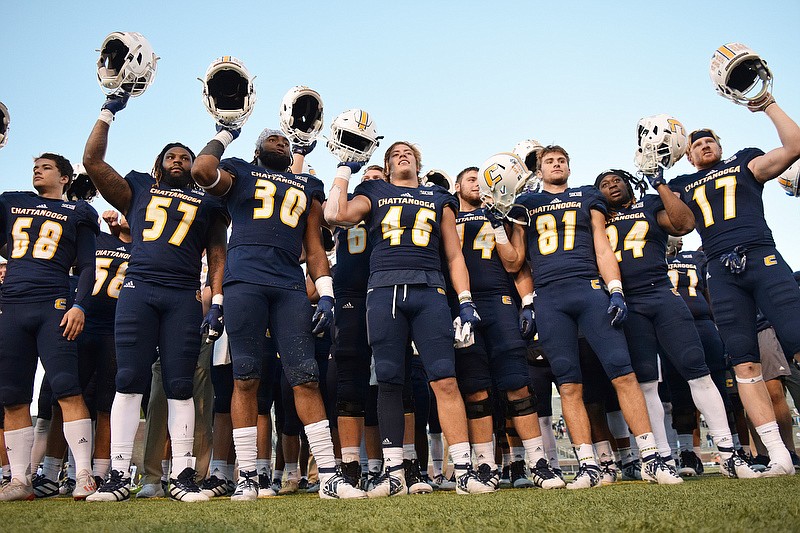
[509,146,673,488]
[452,166,564,489]
[0,153,99,501]
[191,128,360,500]
[324,141,489,496]
[668,93,800,476]
[82,93,229,502]
[596,169,759,478]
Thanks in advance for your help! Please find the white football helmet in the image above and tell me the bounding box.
[201,56,256,129]
[280,86,324,146]
[0,101,9,149]
[423,169,452,192]
[634,114,688,175]
[326,109,382,163]
[777,162,800,197]
[478,152,528,219]
[512,139,543,173]
[96,32,158,97]
[710,43,773,106]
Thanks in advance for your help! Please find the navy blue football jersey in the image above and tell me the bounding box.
[220,158,325,291]
[332,221,371,298]
[83,232,132,333]
[124,171,226,290]
[605,194,671,293]
[669,148,772,259]
[456,208,513,295]
[354,180,457,288]
[512,186,607,287]
[0,192,99,302]
[667,250,712,320]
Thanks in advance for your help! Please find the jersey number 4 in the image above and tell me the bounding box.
[381,206,436,247]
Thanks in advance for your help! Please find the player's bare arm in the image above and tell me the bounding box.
[749,100,800,183]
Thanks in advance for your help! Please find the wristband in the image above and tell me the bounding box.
[335,165,353,182]
[71,303,86,313]
[458,290,473,304]
[521,293,534,307]
[315,275,334,299]
[199,169,222,191]
[607,279,623,294]
[199,139,226,161]
[213,129,235,148]
[493,225,509,245]
[98,109,114,125]
[212,294,224,306]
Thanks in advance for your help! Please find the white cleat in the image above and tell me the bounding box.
[366,468,406,498]
[642,455,683,485]
[230,471,259,501]
[73,469,97,500]
[567,464,601,490]
[763,460,795,478]
[320,471,368,499]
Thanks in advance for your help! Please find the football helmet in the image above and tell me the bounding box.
[97,32,158,97]
[478,152,528,220]
[512,139,543,173]
[201,56,256,129]
[280,86,323,146]
[326,109,382,163]
[423,169,452,192]
[710,43,773,106]
[66,163,98,202]
[777,162,800,197]
[634,114,687,175]
[0,101,9,149]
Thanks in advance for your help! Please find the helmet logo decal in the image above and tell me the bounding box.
[356,110,370,131]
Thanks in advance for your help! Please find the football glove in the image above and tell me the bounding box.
[215,124,241,141]
[719,246,747,274]
[453,316,474,348]
[201,304,224,343]
[519,304,536,340]
[312,295,335,335]
[101,91,130,115]
[747,92,776,113]
[644,167,666,190]
[338,161,364,174]
[607,292,628,327]
[483,204,505,229]
[292,140,317,156]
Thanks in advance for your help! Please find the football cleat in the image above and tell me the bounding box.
[431,473,455,491]
[0,477,35,501]
[73,469,97,500]
[763,460,795,478]
[367,467,406,498]
[136,482,165,498]
[499,465,511,487]
[678,450,703,477]
[59,477,77,497]
[509,460,534,488]
[362,471,382,492]
[168,468,209,502]
[231,470,259,501]
[298,478,309,491]
[620,459,643,481]
[278,479,299,495]
[257,472,277,498]
[475,463,501,492]
[319,470,367,499]
[305,480,320,493]
[599,461,618,485]
[86,470,131,501]
[455,466,497,495]
[201,474,233,498]
[567,464,602,490]
[642,455,684,485]
[530,458,566,489]
[32,474,60,498]
[340,460,362,488]
[404,459,433,494]
[720,454,761,479]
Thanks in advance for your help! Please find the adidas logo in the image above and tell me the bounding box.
[123,281,135,289]
[343,302,354,309]
[382,438,392,446]
[549,198,562,204]
[78,437,88,444]
[117,246,127,251]
[113,454,124,460]
[36,203,48,208]
[401,193,413,198]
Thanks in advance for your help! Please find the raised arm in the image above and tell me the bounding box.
[82,93,133,214]
[323,163,372,226]
[747,97,800,183]
[192,129,239,196]
[655,187,695,235]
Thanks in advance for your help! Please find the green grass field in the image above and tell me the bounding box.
[1,474,799,532]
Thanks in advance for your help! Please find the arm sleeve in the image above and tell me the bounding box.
[72,224,97,308]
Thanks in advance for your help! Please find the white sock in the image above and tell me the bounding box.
[167,398,195,477]
[30,417,51,469]
[209,459,226,479]
[606,410,630,440]
[522,436,546,465]
[594,440,614,465]
[110,392,143,475]
[161,459,171,481]
[368,458,382,474]
[510,446,525,462]
[233,426,258,475]
[662,402,679,456]
[93,458,111,479]
[755,421,792,465]
[640,381,671,457]
[449,442,471,470]
[402,443,417,461]
[575,443,597,467]
[42,455,62,481]
[687,375,733,457]
[284,462,299,482]
[635,432,658,460]
[66,449,76,480]
[537,416,558,467]
[678,434,694,453]
[5,426,34,483]
[341,446,360,464]
[429,432,444,472]
[256,458,270,476]
[618,446,635,465]
[304,420,336,473]
[383,447,404,474]
[472,441,495,469]
[63,418,93,475]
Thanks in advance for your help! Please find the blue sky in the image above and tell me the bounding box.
[2,1,800,265]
